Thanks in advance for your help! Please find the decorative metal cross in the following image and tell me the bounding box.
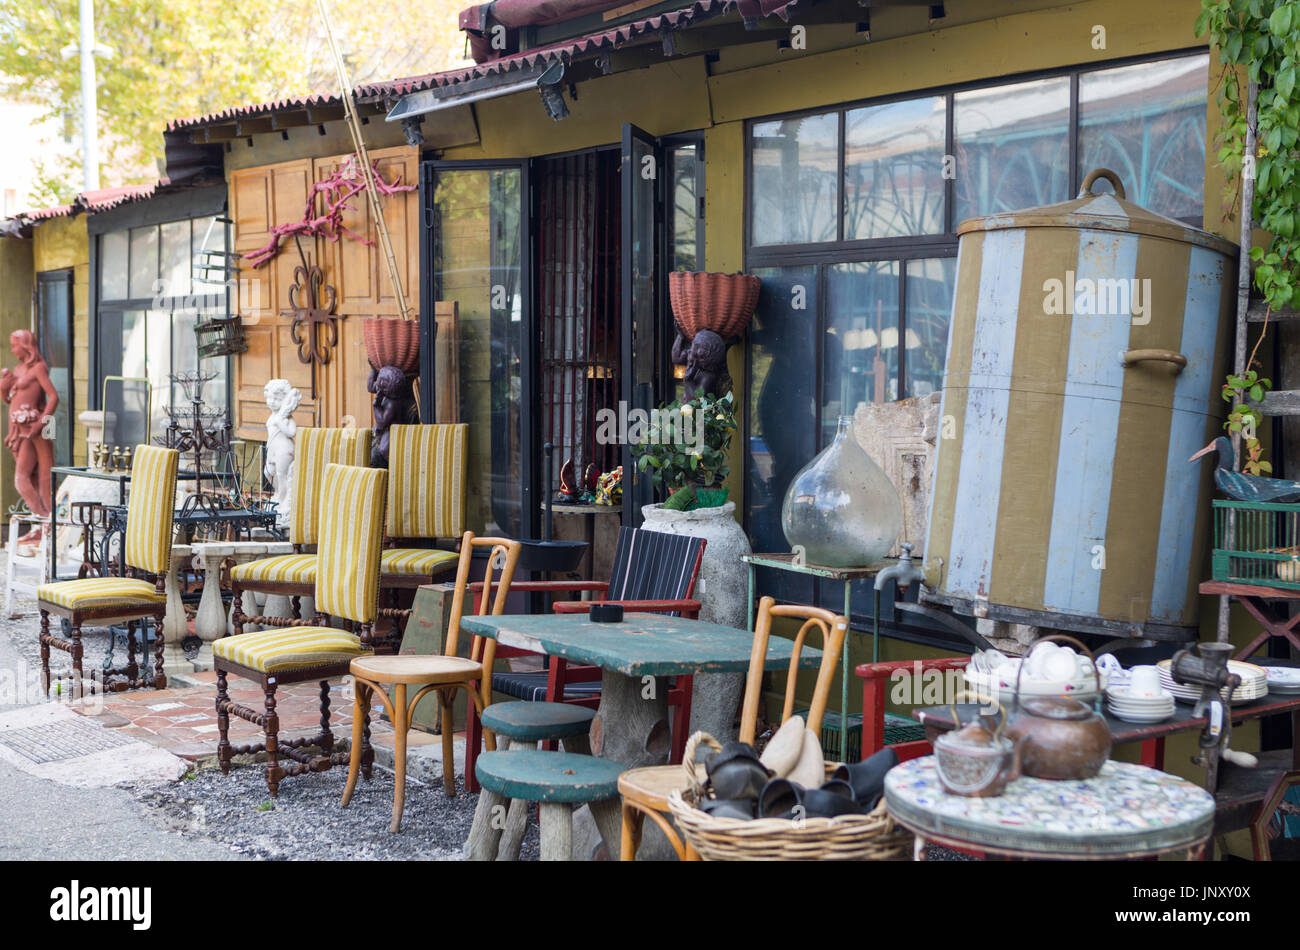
[283,261,340,399]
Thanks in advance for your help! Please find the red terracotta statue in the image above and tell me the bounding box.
[0,330,58,539]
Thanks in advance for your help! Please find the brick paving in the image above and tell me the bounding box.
[71,672,397,762]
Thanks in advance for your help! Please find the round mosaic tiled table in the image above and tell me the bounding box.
[884,757,1215,860]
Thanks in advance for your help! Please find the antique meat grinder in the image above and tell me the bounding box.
[1169,640,1242,791]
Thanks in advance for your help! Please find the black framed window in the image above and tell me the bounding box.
[35,269,74,466]
[744,48,1209,624]
[95,216,231,436]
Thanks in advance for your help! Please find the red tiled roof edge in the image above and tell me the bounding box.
[5,181,169,231]
[165,0,801,130]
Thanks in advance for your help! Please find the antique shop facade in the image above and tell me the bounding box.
[159,0,1229,646]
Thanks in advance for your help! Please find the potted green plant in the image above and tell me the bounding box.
[631,391,737,508]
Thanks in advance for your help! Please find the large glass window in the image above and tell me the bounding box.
[954,76,1071,222]
[96,215,230,435]
[430,166,524,538]
[1078,55,1209,219]
[750,113,838,245]
[845,96,947,240]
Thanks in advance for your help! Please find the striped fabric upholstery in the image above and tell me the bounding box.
[212,626,369,673]
[606,527,705,605]
[38,577,166,610]
[315,463,387,625]
[387,424,466,539]
[290,427,372,545]
[230,554,318,585]
[380,547,458,577]
[124,445,180,575]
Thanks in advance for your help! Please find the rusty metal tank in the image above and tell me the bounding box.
[923,169,1237,642]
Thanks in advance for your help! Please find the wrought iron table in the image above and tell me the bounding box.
[46,465,201,582]
[885,756,1215,860]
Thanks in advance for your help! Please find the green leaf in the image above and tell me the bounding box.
[1270,4,1293,37]
[1250,383,1265,401]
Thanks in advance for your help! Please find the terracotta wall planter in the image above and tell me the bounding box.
[363,317,419,376]
[669,271,760,341]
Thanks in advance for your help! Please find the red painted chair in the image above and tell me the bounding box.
[855,657,970,760]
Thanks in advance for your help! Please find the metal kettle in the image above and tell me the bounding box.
[1004,635,1112,780]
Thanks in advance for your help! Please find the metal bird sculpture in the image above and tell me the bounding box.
[1190,436,1300,503]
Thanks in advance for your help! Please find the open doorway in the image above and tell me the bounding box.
[534,149,622,499]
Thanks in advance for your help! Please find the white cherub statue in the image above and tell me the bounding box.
[263,379,301,529]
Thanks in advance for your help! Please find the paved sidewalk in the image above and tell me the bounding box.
[73,672,397,762]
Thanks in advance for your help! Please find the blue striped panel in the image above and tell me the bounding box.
[946,229,1024,598]
[1151,245,1225,620]
[1043,231,1140,614]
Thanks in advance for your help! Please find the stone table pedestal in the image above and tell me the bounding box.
[159,543,195,679]
[190,541,294,669]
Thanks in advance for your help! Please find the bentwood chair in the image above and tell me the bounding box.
[616,596,847,860]
[376,424,468,634]
[213,463,386,797]
[342,533,519,831]
[37,445,180,698]
[229,426,371,635]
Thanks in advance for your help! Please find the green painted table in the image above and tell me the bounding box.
[461,611,822,858]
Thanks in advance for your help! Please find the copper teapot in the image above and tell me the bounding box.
[1005,635,1111,780]
[933,692,1022,797]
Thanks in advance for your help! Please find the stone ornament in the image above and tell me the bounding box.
[263,379,301,529]
[1,329,58,550]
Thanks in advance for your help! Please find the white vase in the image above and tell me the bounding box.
[640,500,751,629]
[641,500,753,748]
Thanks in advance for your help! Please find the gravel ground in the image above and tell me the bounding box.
[132,759,541,861]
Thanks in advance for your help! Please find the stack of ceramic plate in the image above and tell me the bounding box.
[1104,684,1176,723]
[1262,666,1300,695]
[1156,659,1269,704]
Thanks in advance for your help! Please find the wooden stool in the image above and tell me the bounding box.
[467,701,596,860]
[473,750,625,860]
[343,653,487,832]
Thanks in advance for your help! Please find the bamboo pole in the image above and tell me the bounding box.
[314,0,412,321]
[1219,79,1259,644]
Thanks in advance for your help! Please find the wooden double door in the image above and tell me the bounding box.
[229,145,420,440]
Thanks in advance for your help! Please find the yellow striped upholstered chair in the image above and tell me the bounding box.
[377,424,467,624]
[229,426,371,634]
[37,445,180,698]
[213,463,387,797]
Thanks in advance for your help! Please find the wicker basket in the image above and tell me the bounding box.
[669,271,760,341]
[665,732,913,861]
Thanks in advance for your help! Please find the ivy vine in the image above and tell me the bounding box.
[1196,0,1300,475]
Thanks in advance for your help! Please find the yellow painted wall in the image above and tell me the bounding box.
[31,216,89,466]
[0,236,34,515]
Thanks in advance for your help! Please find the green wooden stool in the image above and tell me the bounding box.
[481,701,595,743]
[467,702,598,860]
[472,750,625,860]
